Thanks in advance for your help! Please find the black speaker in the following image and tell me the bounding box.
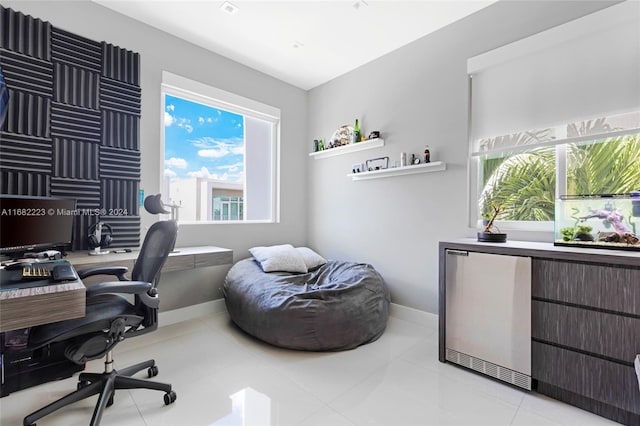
[87,222,113,249]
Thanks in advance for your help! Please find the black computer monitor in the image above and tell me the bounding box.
[0,195,76,257]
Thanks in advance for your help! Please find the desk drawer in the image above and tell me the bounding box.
[532,341,640,415]
[195,251,233,268]
[532,259,640,315]
[532,300,640,362]
[162,255,194,272]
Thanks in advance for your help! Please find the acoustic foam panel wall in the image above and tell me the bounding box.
[0,6,141,250]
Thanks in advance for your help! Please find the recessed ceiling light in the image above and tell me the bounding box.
[352,0,368,10]
[221,1,239,15]
[292,41,304,49]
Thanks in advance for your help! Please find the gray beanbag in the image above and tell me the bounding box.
[223,258,390,351]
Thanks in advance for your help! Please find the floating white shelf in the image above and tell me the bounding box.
[309,138,384,159]
[347,161,446,181]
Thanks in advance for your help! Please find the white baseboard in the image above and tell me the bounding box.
[158,299,227,327]
[158,299,438,330]
[389,303,438,329]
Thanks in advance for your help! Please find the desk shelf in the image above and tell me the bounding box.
[68,246,233,284]
[347,161,446,181]
[309,138,384,159]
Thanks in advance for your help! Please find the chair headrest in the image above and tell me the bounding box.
[144,194,170,215]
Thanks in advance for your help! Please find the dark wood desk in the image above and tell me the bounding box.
[0,246,233,331]
[0,262,85,332]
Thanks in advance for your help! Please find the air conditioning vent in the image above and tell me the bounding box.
[445,348,531,390]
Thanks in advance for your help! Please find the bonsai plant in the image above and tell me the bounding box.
[477,203,507,242]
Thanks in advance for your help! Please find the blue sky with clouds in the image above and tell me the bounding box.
[164,94,244,182]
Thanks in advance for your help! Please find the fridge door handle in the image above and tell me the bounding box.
[446,249,468,256]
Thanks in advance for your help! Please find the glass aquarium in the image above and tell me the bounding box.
[554,193,640,251]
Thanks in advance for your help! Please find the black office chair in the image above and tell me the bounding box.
[23,220,179,426]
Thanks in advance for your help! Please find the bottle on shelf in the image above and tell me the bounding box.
[424,145,431,163]
[353,119,361,143]
[318,139,325,151]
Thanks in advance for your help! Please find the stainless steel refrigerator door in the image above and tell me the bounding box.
[445,250,531,376]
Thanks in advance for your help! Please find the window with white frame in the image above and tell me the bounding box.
[467,1,640,231]
[475,113,640,225]
[161,72,280,223]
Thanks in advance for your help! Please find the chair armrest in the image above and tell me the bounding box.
[86,281,151,297]
[77,266,129,280]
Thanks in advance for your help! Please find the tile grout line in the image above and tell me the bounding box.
[509,392,526,425]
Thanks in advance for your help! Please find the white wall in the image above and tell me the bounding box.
[2,0,308,309]
[306,0,619,314]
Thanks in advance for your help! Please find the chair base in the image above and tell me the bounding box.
[23,359,176,426]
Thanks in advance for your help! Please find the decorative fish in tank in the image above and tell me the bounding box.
[554,194,640,251]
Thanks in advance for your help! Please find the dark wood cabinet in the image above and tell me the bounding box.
[531,300,639,362]
[532,342,639,423]
[532,259,640,315]
[439,240,640,426]
[532,258,640,426]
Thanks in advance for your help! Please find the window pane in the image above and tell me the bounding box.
[164,94,244,222]
[475,114,640,227]
[479,147,556,222]
[566,133,640,195]
[161,74,279,223]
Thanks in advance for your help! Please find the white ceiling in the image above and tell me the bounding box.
[94,0,497,90]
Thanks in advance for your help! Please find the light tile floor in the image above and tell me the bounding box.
[0,311,620,426]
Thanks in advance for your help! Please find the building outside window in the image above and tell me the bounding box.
[161,72,279,223]
[213,196,244,221]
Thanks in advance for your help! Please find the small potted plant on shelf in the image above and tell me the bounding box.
[477,203,507,242]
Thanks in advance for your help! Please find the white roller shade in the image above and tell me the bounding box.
[468,1,640,147]
[245,116,275,221]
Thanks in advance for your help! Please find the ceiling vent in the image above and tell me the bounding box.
[352,1,369,10]
[220,1,239,15]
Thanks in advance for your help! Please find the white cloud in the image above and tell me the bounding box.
[198,117,205,125]
[192,136,242,148]
[166,104,175,112]
[188,167,225,180]
[198,149,228,159]
[217,162,244,173]
[193,137,244,159]
[164,111,175,126]
[186,167,243,183]
[167,115,193,133]
[164,169,177,177]
[165,157,188,169]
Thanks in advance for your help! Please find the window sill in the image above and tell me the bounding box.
[466,226,554,244]
[177,219,278,225]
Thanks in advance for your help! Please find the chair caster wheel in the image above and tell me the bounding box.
[77,380,90,390]
[107,393,114,407]
[164,390,177,405]
[148,365,159,378]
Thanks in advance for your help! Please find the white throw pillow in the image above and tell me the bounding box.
[296,247,327,270]
[249,244,308,273]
